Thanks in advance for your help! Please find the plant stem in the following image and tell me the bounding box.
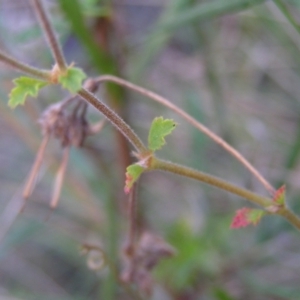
[31,0,67,70]
[23,134,50,200]
[0,50,50,79]
[51,146,69,209]
[152,157,272,207]
[81,245,144,300]
[95,75,275,194]
[152,158,300,231]
[127,184,138,253]
[277,207,300,231]
[77,88,147,153]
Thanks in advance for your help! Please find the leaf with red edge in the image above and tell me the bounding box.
[273,185,286,206]
[230,208,265,229]
[124,164,144,194]
[247,209,265,225]
[230,208,251,228]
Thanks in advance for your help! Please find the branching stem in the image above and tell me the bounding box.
[94,75,275,195]
[2,1,300,231]
[77,88,147,153]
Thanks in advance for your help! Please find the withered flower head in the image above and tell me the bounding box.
[121,231,176,296]
[23,92,104,210]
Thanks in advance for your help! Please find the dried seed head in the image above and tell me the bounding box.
[39,103,68,140]
[24,94,104,209]
[67,114,89,147]
[38,101,92,147]
[136,232,176,270]
[121,231,176,295]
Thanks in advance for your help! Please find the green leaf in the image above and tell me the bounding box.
[163,0,266,30]
[213,287,235,300]
[148,117,177,151]
[58,67,86,93]
[247,209,265,225]
[124,164,145,194]
[8,77,48,108]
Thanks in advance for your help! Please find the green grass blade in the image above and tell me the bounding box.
[273,0,300,36]
[58,0,123,101]
[163,0,267,30]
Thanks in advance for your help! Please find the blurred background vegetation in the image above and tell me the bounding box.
[1,0,300,299]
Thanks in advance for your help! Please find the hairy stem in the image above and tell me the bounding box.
[31,0,67,70]
[94,75,275,194]
[152,158,300,231]
[277,207,300,231]
[77,88,147,153]
[152,158,272,207]
[0,50,50,79]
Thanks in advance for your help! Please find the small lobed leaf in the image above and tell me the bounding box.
[230,207,265,229]
[273,185,286,206]
[58,67,86,93]
[8,76,48,108]
[247,209,265,225]
[148,117,177,151]
[124,164,144,194]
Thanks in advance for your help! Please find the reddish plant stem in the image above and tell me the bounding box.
[23,134,50,200]
[77,88,147,153]
[31,0,67,70]
[127,184,138,254]
[51,146,69,209]
[0,50,50,79]
[95,75,275,195]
